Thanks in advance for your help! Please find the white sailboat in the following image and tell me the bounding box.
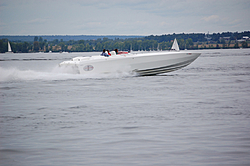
[6,41,13,53]
[171,38,180,51]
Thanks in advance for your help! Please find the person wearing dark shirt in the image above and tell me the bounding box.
[114,49,118,54]
[100,49,109,57]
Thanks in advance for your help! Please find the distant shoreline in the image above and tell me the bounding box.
[1,31,249,53]
[0,35,144,42]
[1,31,249,42]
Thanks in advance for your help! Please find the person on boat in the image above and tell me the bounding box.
[114,49,118,54]
[107,50,111,56]
[110,50,116,56]
[113,48,128,55]
[100,49,109,57]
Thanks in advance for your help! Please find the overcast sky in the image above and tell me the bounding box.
[0,0,249,35]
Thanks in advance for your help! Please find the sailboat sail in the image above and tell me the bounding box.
[8,42,12,52]
[171,38,180,51]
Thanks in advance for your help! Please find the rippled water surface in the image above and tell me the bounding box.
[1,49,250,166]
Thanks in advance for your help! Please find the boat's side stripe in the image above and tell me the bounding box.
[134,59,195,76]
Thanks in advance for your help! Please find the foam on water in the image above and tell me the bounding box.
[0,65,135,82]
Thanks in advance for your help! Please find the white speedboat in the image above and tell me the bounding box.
[59,39,201,76]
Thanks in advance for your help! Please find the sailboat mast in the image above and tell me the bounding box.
[6,41,13,53]
[8,42,12,52]
[171,38,180,51]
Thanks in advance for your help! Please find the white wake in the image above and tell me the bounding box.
[0,66,134,82]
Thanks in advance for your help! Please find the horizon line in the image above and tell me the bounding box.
[1,30,249,36]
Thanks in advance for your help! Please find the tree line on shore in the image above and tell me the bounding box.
[0,31,249,53]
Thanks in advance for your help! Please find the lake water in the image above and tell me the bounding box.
[0,49,250,166]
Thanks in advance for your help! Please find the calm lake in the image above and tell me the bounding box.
[1,49,250,166]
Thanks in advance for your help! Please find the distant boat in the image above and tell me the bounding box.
[6,41,13,53]
[171,38,180,51]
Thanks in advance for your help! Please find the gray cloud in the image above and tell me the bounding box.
[0,0,249,35]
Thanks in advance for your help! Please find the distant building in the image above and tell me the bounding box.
[237,36,249,42]
[243,36,249,40]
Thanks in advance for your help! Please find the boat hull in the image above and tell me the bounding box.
[59,51,201,76]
